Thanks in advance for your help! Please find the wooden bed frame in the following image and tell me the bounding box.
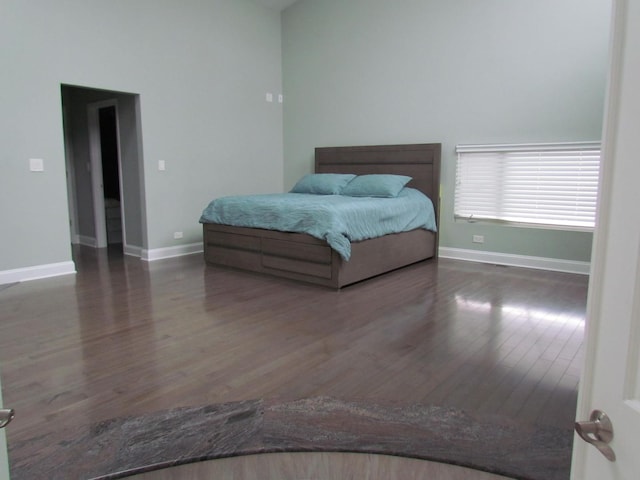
[202,143,441,288]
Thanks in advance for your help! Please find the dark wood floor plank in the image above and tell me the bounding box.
[0,246,589,469]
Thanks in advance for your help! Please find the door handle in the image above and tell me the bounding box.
[0,409,14,429]
[574,409,616,462]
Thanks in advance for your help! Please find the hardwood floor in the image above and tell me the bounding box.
[0,246,588,471]
[128,452,512,480]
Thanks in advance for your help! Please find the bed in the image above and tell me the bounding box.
[201,143,441,288]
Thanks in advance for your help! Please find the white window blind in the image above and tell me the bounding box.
[454,142,601,229]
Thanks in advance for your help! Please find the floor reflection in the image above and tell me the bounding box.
[0,253,588,480]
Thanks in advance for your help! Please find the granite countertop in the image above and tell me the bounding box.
[10,397,573,480]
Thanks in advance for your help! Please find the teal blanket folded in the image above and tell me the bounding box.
[199,188,437,261]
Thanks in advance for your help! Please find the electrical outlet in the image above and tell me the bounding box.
[472,235,484,244]
[174,231,183,239]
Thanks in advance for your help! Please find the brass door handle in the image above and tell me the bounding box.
[575,409,616,462]
[0,409,14,429]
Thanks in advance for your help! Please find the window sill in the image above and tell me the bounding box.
[453,217,594,233]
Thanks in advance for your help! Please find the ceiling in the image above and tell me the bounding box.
[253,0,299,11]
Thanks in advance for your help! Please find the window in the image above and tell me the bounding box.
[454,142,601,230]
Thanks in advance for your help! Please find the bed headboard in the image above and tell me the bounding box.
[315,143,441,224]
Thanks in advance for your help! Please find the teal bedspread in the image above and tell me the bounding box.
[199,188,437,261]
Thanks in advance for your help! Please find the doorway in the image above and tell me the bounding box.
[61,85,146,258]
[87,99,123,250]
[98,104,123,247]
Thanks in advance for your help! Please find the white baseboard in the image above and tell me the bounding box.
[141,243,203,262]
[0,261,76,285]
[77,235,97,247]
[123,244,143,258]
[438,247,590,275]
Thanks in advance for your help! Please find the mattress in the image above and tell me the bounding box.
[199,188,437,260]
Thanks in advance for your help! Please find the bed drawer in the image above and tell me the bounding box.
[206,246,261,270]
[262,238,332,279]
[262,255,332,279]
[261,238,331,264]
[205,230,260,252]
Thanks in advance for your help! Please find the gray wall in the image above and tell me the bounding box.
[282,0,611,262]
[0,0,612,274]
[62,87,100,241]
[0,0,283,271]
[117,94,146,250]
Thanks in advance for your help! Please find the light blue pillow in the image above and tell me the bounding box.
[341,174,412,198]
[290,173,356,195]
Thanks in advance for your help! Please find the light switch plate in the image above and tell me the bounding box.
[29,158,44,172]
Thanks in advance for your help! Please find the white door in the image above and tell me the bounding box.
[0,373,11,480]
[87,99,124,249]
[571,0,640,478]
